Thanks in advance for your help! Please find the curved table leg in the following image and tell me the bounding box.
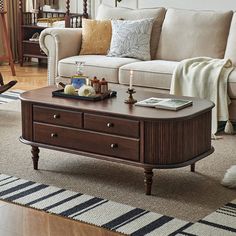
[31,146,40,170]
[144,168,153,195]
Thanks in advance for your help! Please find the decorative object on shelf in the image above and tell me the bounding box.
[124,88,137,104]
[125,69,137,104]
[99,78,108,94]
[78,85,96,97]
[75,61,85,75]
[91,76,100,93]
[37,17,65,27]
[0,0,4,12]
[71,61,88,89]
[64,84,76,95]
[129,70,133,90]
[29,32,40,41]
[52,88,117,101]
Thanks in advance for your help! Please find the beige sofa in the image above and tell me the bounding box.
[39,4,236,121]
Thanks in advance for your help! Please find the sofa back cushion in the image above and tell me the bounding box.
[96,4,166,60]
[224,13,236,66]
[156,8,233,61]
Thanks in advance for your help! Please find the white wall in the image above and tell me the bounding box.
[44,0,236,18]
[138,0,236,11]
[94,0,236,13]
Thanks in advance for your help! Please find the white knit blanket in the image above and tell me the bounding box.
[170,57,234,134]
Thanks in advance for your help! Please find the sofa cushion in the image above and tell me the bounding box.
[119,61,236,97]
[119,60,179,90]
[108,19,154,61]
[80,19,112,55]
[156,8,233,61]
[96,4,166,60]
[58,55,140,83]
[224,13,236,66]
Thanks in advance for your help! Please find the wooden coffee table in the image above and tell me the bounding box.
[20,86,214,195]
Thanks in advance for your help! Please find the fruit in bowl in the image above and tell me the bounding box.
[78,85,96,97]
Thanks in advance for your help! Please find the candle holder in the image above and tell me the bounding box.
[124,88,137,104]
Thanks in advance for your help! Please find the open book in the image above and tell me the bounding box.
[135,97,192,111]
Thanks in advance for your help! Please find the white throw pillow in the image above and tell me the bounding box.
[107,19,154,61]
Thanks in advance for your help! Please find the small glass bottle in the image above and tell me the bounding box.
[91,76,100,93]
[100,78,108,94]
[72,61,87,89]
[76,61,85,76]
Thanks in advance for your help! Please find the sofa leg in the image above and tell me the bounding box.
[191,163,195,172]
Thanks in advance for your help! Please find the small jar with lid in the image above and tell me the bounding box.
[99,78,108,94]
[91,76,100,93]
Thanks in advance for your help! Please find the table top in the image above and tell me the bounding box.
[20,85,214,121]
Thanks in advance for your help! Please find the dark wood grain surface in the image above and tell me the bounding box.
[20,85,214,121]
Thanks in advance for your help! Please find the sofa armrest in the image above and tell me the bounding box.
[39,28,82,85]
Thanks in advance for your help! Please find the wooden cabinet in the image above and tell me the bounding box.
[20,25,47,65]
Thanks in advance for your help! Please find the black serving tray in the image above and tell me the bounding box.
[52,89,117,101]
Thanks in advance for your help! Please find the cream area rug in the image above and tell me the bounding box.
[0,100,235,224]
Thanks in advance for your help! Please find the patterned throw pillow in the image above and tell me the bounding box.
[107,18,154,61]
[80,19,112,55]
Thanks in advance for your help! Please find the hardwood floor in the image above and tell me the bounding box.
[0,200,121,236]
[0,62,48,90]
[0,63,122,236]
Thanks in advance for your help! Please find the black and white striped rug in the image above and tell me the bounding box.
[0,174,236,235]
[0,90,23,104]
[181,201,236,236]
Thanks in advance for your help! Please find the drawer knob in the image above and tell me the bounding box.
[110,143,118,149]
[53,114,60,119]
[107,123,114,128]
[51,133,58,138]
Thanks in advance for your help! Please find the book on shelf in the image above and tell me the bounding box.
[135,97,193,111]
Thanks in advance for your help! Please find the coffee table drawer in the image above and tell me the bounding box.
[33,123,140,161]
[84,113,139,138]
[33,106,82,128]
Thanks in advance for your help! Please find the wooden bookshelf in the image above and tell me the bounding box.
[18,0,88,66]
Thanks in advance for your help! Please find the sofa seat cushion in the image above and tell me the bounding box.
[119,60,179,90]
[58,55,140,83]
[157,8,233,61]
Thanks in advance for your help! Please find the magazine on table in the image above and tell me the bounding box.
[135,97,192,111]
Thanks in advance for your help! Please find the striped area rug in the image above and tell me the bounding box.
[181,200,236,236]
[0,174,189,235]
[0,90,23,104]
[0,174,236,235]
